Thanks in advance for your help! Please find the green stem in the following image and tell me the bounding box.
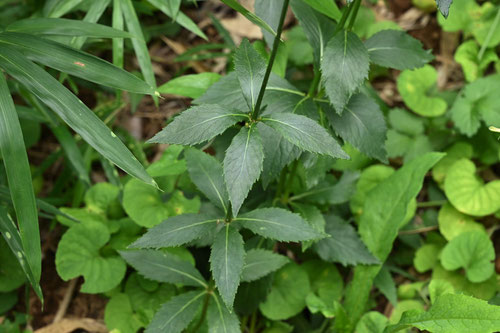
[308,65,321,97]
[225,202,233,222]
[249,312,258,333]
[251,0,290,120]
[273,168,288,206]
[478,6,500,60]
[333,2,355,35]
[282,160,299,204]
[416,200,448,208]
[191,292,211,333]
[347,0,362,31]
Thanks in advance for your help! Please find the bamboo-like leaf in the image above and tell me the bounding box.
[0,32,155,95]
[112,0,124,68]
[0,206,42,300]
[70,0,111,50]
[0,45,155,187]
[44,0,83,17]
[5,17,130,38]
[0,74,41,289]
[220,0,277,37]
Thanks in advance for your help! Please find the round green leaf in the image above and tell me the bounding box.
[0,237,26,292]
[444,158,500,216]
[438,203,484,241]
[454,40,498,82]
[356,311,388,333]
[432,142,474,185]
[104,293,144,333]
[428,279,455,304]
[397,65,447,117]
[259,263,310,320]
[84,182,120,216]
[440,231,495,283]
[414,243,441,273]
[55,222,126,293]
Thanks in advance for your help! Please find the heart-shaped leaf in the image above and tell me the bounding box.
[438,203,484,241]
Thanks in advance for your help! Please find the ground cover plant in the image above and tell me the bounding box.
[2,0,500,332]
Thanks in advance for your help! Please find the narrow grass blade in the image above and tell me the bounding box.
[0,32,155,95]
[221,0,277,37]
[70,0,111,49]
[0,46,155,187]
[0,74,41,292]
[112,0,124,69]
[44,0,83,17]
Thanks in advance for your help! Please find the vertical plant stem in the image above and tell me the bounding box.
[282,160,299,203]
[333,1,355,35]
[191,292,211,333]
[347,0,362,31]
[308,65,321,97]
[249,311,258,333]
[478,6,500,60]
[251,0,290,120]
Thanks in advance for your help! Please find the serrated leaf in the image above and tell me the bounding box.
[255,0,285,46]
[440,231,495,283]
[234,39,267,112]
[436,0,453,17]
[185,148,229,214]
[146,291,206,333]
[374,266,397,306]
[210,224,245,310]
[55,222,126,293]
[207,292,241,333]
[223,126,264,216]
[241,249,289,282]
[261,113,348,159]
[220,0,277,37]
[0,32,155,95]
[444,158,500,216]
[6,17,131,37]
[235,208,324,242]
[259,263,310,320]
[364,30,433,70]
[321,29,369,113]
[149,105,248,145]
[120,249,207,288]
[0,45,154,186]
[158,73,221,99]
[131,214,219,248]
[314,215,379,266]
[387,293,500,333]
[326,93,387,162]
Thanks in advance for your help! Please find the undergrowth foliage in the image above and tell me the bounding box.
[2,0,500,332]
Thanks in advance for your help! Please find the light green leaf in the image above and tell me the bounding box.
[440,231,495,283]
[356,311,388,333]
[55,222,126,293]
[438,203,484,241]
[149,105,248,145]
[69,0,111,50]
[234,39,267,112]
[364,30,433,70]
[210,224,245,310]
[0,45,155,186]
[44,0,82,17]
[207,292,241,333]
[300,0,341,20]
[414,243,441,273]
[234,208,324,242]
[0,237,25,292]
[185,148,229,214]
[120,249,207,288]
[374,266,397,306]
[444,158,500,216]
[158,73,221,99]
[104,293,144,333]
[6,18,131,37]
[0,74,40,284]
[432,142,474,184]
[131,214,219,249]
[146,291,206,333]
[428,279,455,304]
[386,293,500,333]
[314,215,379,266]
[84,182,120,216]
[326,93,387,162]
[397,65,447,117]
[261,113,348,159]
[241,249,289,282]
[220,0,277,37]
[321,29,369,113]
[0,32,155,95]
[223,126,264,216]
[123,179,169,228]
[259,263,310,320]
[454,40,498,82]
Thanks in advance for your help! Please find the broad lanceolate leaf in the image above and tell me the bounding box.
[149,105,248,145]
[364,30,433,70]
[344,153,444,325]
[210,224,245,310]
[0,207,42,300]
[261,114,347,158]
[321,30,369,113]
[234,39,267,112]
[314,215,379,266]
[207,293,241,333]
[326,93,387,162]
[242,249,289,282]
[120,249,207,288]
[220,0,277,37]
[387,293,500,333]
[234,208,324,242]
[158,73,221,99]
[131,214,219,248]
[0,32,155,95]
[0,74,41,285]
[146,291,206,333]
[6,18,131,38]
[223,126,264,216]
[440,231,495,283]
[185,148,229,214]
[436,0,453,17]
[56,222,126,293]
[0,46,155,186]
